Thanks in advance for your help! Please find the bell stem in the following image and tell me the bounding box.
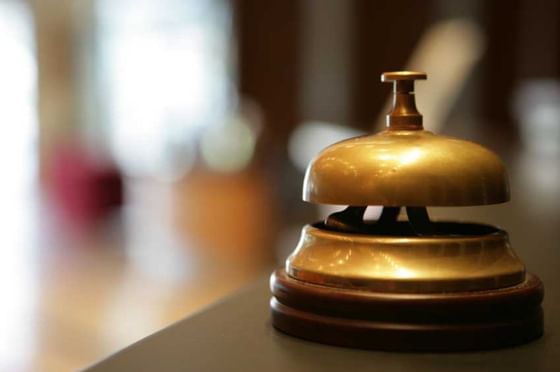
[381,71,426,130]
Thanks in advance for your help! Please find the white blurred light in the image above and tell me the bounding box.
[317,205,383,223]
[97,0,233,178]
[513,79,560,157]
[200,113,257,173]
[0,1,38,370]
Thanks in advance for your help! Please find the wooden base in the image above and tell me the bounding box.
[270,269,544,351]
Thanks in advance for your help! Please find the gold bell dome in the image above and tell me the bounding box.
[303,71,509,206]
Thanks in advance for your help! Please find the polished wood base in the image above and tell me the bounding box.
[270,269,544,351]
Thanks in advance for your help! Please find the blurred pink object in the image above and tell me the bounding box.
[48,141,123,226]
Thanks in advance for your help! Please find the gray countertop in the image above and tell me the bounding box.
[87,275,558,372]
[88,151,560,372]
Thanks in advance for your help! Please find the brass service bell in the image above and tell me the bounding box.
[270,71,544,351]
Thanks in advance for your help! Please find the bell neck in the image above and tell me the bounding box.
[381,71,426,130]
[387,80,423,130]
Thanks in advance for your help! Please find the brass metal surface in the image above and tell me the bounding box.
[381,71,428,81]
[286,224,525,293]
[303,71,509,206]
[382,71,426,129]
[303,130,509,206]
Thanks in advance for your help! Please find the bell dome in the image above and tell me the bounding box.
[302,71,509,206]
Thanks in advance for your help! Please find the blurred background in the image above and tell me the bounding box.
[1,0,560,370]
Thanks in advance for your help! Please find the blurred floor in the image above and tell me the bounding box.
[0,172,271,372]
